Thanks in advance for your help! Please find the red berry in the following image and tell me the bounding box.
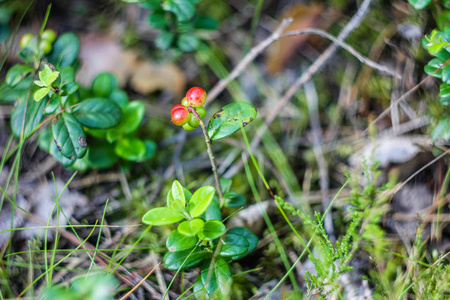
[171,106,190,126]
[186,87,207,108]
[171,104,186,114]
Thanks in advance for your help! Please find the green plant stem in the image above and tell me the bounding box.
[189,107,224,207]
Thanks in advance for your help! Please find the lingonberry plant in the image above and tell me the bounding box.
[143,87,258,298]
[0,28,155,170]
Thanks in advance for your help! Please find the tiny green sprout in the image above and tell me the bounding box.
[33,65,60,101]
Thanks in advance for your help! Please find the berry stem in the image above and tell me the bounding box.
[189,107,224,207]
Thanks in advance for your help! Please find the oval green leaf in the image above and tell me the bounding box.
[163,247,205,271]
[47,32,80,68]
[188,186,215,218]
[92,73,118,98]
[201,258,232,297]
[166,229,198,252]
[11,98,45,139]
[199,220,225,241]
[52,113,87,159]
[207,102,257,140]
[114,137,146,161]
[142,207,184,226]
[172,180,186,208]
[178,218,205,236]
[88,141,119,169]
[218,232,249,257]
[167,186,192,208]
[43,94,61,115]
[6,64,34,88]
[117,101,145,134]
[72,98,122,129]
[227,227,259,261]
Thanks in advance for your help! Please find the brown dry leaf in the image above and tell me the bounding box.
[265,3,324,74]
[77,33,186,96]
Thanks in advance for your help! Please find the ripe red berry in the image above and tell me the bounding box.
[186,87,207,108]
[171,106,190,126]
[171,104,186,114]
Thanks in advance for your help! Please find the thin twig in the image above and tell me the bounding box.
[225,0,374,178]
[118,262,160,300]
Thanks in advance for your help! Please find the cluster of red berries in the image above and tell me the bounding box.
[171,87,207,131]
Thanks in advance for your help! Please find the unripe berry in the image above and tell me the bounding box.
[186,87,206,108]
[20,33,34,49]
[39,40,52,54]
[195,107,206,118]
[187,113,200,128]
[171,106,190,126]
[182,123,196,131]
[181,97,188,107]
[42,29,57,43]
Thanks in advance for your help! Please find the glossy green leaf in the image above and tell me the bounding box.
[148,11,168,29]
[166,229,198,252]
[155,31,175,50]
[227,227,259,260]
[198,220,225,241]
[218,232,249,257]
[424,58,444,79]
[60,66,75,86]
[177,33,200,52]
[38,65,59,85]
[142,207,184,225]
[167,186,192,208]
[439,83,450,105]
[11,97,45,139]
[172,180,186,207]
[33,87,50,101]
[194,16,218,30]
[71,154,90,171]
[0,79,31,104]
[5,64,34,87]
[52,113,87,159]
[109,89,129,109]
[47,32,80,68]
[201,201,221,221]
[117,101,145,134]
[163,247,205,271]
[61,82,79,96]
[442,63,450,83]
[43,94,61,115]
[88,141,119,169]
[38,127,52,152]
[114,137,146,161]
[207,102,257,140]
[178,218,205,236]
[72,98,122,129]
[162,0,195,22]
[49,139,76,167]
[188,186,215,218]
[41,285,78,300]
[408,0,432,10]
[92,73,118,98]
[201,258,231,297]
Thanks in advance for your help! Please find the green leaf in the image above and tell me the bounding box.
[142,207,184,226]
[60,66,75,86]
[33,87,51,102]
[194,16,218,30]
[163,247,205,271]
[148,11,169,29]
[439,83,450,105]
[408,0,432,10]
[188,186,216,218]
[207,102,257,140]
[172,180,186,207]
[109,89,129,109]
[116,101,145,134]
[52,113,87,159]
[61,82,79,97]
[71,155,90,171]
[198,220,225,241]
[92,73,118,98]
[224,191,246,207]
[162,0,195,22]
[88,141,119,169]
[0,78,32,104]
[42,285,78,300]
[201,258,232,297]
[11,97,45,139]
[431,117,450,141]
[38,127,52,153]
[178,218,205,236]
[177,33,200,52]
[201,201,221,221]
[114,137,146,161]
[47,32,80,67]
[140,139,157,161]
[442,63,450,83]
[72,98,122,129]
[166,229,198,252]
[38,65,59,85]
[167,186,192,208]
[5,64,34,87]
[227,227,258,260]
[49,139,76,167]
[155,31,175,50]
[218,232,249,257]
[43,94,61,115]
